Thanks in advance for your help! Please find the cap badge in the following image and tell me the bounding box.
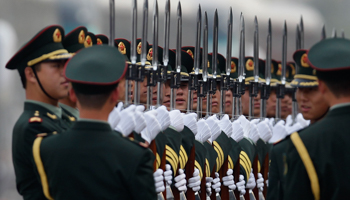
[78,30,85,44]
[137,42,142,54]
[97,38,103,45]
[84,36,93,48]
[301,53,310,68]
[53,29,62,43]
[277,63,282,76]
[231,61,236,73]
[118,42,126,54]
[245,59,254,71]
[147,48,153,60]
[186,49,194,59]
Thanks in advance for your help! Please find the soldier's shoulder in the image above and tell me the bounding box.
[273,135,291,146]
[121,134,150,150]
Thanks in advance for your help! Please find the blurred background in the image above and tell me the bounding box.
[0,0,348,199]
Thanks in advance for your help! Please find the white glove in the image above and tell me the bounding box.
[236,175,246,195]
[257,173,264,191]
[183,113,198,135]
[108,102,123,129]
[174,169,187,192]
[296,113,310,127]
[219,114,232,137]
[231,120,244,142]
[222,169,236,190]
[164,164,173,185]
[115,105,136,136]
[238,115,250,138]
[195,119,211,143]
[268,120,288,144]
[133,105,146,134]
[156,106,171,131]
[266,172,269,187]
[169,110,184,132]
[141,110,161,143]
[249,123,260,144]
[246,169,256,189]
[207,116,221,142]
[205,177,213,196]
[153,169,165,193]
[257,120,273,142]
[268,118,275,127]
[212,172,221,193]
[188,168,201,192]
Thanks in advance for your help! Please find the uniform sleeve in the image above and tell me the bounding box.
[129,149,157,200]
[266,146,279,200]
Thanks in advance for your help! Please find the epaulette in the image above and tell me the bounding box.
[127,137,148,149]
[36,133,48,137]
[29,117,42,123]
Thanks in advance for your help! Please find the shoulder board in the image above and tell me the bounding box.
[126,137,148,149]
[36,133,48,137]
[29,117,42,123]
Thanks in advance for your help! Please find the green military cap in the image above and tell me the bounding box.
[136,38,151,64]
[258,59,266,80]
[290,49,318,88]
[64,45,127,95]
[96,34,109,45]
[244,57,265,84]
[230,57,239,80]
[270,59,281,87]
[62,26,87,53]
[115,38,131,61]
[84,32,97,48]
[286,62,296,83]
[167,50,193,81]
[146,45,163,70]
[181,46,202,68]
[207,53,222,80]
[308,38,350,71]
[6,25,71,74]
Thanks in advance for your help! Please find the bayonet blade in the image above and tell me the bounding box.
[163,0,170,67]
[281,20,287,85]
[253,16,259,82]
[265,18,272,85]
[321,24,326,40]
[238,13,245,82]
[176,1,182,73]
[332,28,337,38]
[203,11,208,82]
[300,16,304,49]
[341,29,345,38]
[194,5,202,75]
[152,0,159,71]
[226,7,233,76]
[296,25,300,50]
[212,9,219,79]
[141,0,149,66]
[109,0,115,46]
[131,0,137,64]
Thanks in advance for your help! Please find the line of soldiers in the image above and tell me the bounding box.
[6,1,350,200]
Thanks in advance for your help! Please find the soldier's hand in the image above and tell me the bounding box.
[133,105,146,134]
[257,120,273,142]
[257,173,264,191]
[219,114,232,137]
[108,102,123,129]
[169,110,184,132]
[174,169,187,192]
[231,120,244,142]
[195,119,211,143]
[238,115,251,138]
[206,116,221,142]
[212,172,221,193]
[141,110,161,143]
[246,169,256,189]
[205,177,213,196]
[268,120,288,144]
[236,175,246,195]
[164,164,173,185]
[188,168,201,192]
[183,113,198,136]
[249,122,260,144]
[153,169,165,193]
[223,169,236,190]
[115,105,136,136]
[156,106,170,131]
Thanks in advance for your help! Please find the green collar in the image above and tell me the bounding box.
[59,103,79,119]
[78,118,110,125]
[25,100,62,118]
[330,102,350,111]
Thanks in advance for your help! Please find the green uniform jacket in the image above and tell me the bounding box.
[12,102,68,200]
[238,137,256,182]
[284,105,350,200]
[34,121,156,200]
[164,127,182,177]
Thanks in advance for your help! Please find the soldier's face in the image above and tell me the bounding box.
[35,61,69,99]
[176,82,189,112]
[296,87,328,122]
[281,93,292,119]
[224,90,233,116]
[117,78,133,104]
[202,85,221,114]
[241,86,261,117]
[192,90,198,111]
[266,88,292,119]
[163,80,171,110]
[139,76,159,106]
[266,89,277,118]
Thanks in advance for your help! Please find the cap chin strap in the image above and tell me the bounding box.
[31,66,57,100]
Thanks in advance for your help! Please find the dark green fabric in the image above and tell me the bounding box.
[244,57,265,83]
[284,105,350,200]
[213,132,232,171]
[194,140,207,178]
[60,107,76,127]
[39,121,156,200]
[308,38,350,71]
[203,142,218,175]
[62,26,87,53]
[164,127,182,177]
[181,46,202,68]
[238,138,256,182]
[85,32,97,45]
[167,50,193,81]
[286,62,296,83]
[180,126,195,169]
[155,131,168,162]
[96,34,109,45]
[256,139,270,171]
[12,102,68,200]
[230,57,239,79]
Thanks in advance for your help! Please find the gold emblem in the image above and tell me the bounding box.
[118,42,126,54]
[245,59,254,71]
[277,64,282,76]
[186,49,194,58]
[53,28,62,43]
[97,38,103,45]
[47,113,57,120]
[137,42,142,54]
[301,53,309,67]
[313,69,317,76]
[68,116,76,122]
[84,35,93,48]
[289,63,296,75]
[231,61,236,73]
[36,133,48,137]
[78,30,85,44]
[207,60,210,68]
[286,70,290,78]
[34,111,39,117]
[271,64,274,73]
[52,131,58,135]
[29,117,42,123]
[147,48,153,60]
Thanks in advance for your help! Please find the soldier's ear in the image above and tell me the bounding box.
[69,88,77,103]
[24,66,37,84]
[317,80,327,95]
[111,87,119,104]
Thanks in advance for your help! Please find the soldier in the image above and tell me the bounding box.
[5,25,72,200]
[284,38,350,199]
[32,45,156,200]
[266,49,326,200]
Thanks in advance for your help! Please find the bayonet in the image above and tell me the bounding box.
[187,5,202,114]
[321,25,326,40]
[300,16,304,49]
[249,16,259,120]
[296,25,301,51]
[131,0,138,105]
[332,28,337,38]
[341,29,345,38]
[292,24,301,125]
[109,0,115,46]
[236,13,245,116]
[152,0,159,107]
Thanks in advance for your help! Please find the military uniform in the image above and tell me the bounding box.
[5,25,72,199]
[33,45,156,200]
[284,38,350,200]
